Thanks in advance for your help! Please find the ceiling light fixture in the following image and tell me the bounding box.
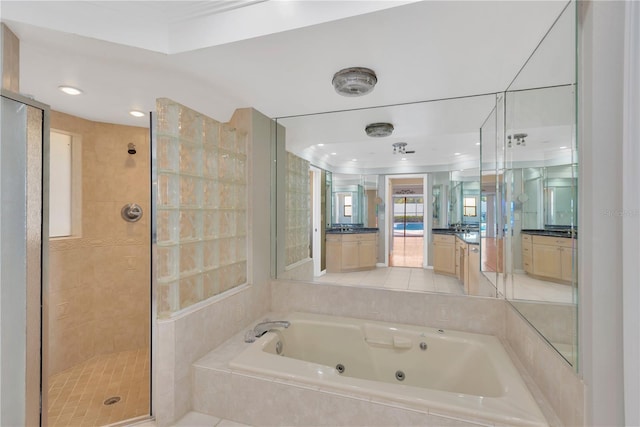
[332,67,377,97]
[393,142,407,154]
[351,158,358,162]
[508,133,527,148]
[317,143,324,147]
[58,85,83,95]
[129,110,145,118]
[454,152,461,156]
[365,122,394,137]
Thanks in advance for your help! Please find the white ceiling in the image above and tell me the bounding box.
[2,0,572,172]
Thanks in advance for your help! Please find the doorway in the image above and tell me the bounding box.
[388,177,426,268]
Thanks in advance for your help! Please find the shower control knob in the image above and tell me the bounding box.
[121,203,143,222]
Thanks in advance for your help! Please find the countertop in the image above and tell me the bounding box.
[521,229,577,239]
[432,228,480,245]
[326,227,379,234]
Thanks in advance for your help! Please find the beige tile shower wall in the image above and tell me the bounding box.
[285,152,310,267]
[155,99,248,317]
[48,111,150,375]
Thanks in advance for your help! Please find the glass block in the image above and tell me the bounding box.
[219,124,236,151]
[203,147,218,178]
[157,209,179,244]
[203,210,219,239]
[178,106,203,144]
[156,100,179,136]
[218,152,235,181]
[235,211,247,236]
[236,158,247,183]
[236,237,247,262]
[203,268,221,299]
[218,237,236,266]
[203,239,219,269]
[179,176,203,207]
[203,179,219,208]
[204,118,220,147]
[219,211,235,238]
[179,209,202,242]
[235,185,247,209]
[179,274,203,309]
[179,242,203,276]
[157,136,179,172]
[157,280,179,317]
[218,265,233,293]
[158,174,179,208]
[157,245,178,282]
[236,131,248,155]
[218,183,234,209]
[235,261,248,286]
[179,142,203,175]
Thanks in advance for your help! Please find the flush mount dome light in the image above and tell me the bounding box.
[332,67,377,97]
[58,85,83,95]
[365,122,394,137]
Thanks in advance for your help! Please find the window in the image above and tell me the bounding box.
[343,195,352,217]
[49,131,80,237]
[463,197,477,217]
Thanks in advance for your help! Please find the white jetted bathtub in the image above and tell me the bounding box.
[229,312,548,427]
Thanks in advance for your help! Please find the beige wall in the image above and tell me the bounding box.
[48,111,150,375]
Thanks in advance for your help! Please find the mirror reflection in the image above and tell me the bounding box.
[483,1,578,368]
[274,0,577,370]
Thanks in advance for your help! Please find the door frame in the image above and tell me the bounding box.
[310,166,323,276]
[384,174,430,268]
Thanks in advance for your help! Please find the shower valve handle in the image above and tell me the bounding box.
[121,203,143,222]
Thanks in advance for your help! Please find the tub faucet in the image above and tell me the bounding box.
[248,321,290,341]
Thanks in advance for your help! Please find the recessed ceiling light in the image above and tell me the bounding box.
[475,142,481,146]
[401,157,407,161]
[331,152,337,156]
[317,143,324,147]
[129,110,145,118]
[58,85,83,95]
[351,159,358,162]
[454,152,461,156]
[559,146,567,149]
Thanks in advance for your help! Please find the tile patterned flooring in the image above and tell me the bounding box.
[389,236,424,268]
[317,266,464,294]
[48,348,150,427]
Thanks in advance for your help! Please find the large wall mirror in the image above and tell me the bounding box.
[272,0,577,369]
[481,2,578,368]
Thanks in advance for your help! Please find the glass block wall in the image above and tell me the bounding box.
[156,99,248,317]
[285,152,310,266]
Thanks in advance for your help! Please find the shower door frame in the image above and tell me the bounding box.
[1,89,50,426]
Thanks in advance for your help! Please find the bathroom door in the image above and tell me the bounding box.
[0,90,49,426]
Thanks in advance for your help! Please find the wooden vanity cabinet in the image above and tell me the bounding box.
[326,232,378,273]
[433,234,456,275]
[525,234,575,283]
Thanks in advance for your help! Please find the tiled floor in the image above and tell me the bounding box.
[390,236,423,267]
[506,272,574,303]
[48,347,150,427]
[316,266,464,294]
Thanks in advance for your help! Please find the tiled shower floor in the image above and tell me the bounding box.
[48,347,150,427]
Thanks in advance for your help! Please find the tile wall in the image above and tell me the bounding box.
[48,111,150,375]
[155,99,248,317]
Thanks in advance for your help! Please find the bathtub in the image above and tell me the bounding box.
[229,312,548,427]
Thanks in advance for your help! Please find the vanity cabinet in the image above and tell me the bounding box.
[467,244,481,294]
[433,234,456,275]
[326,232,378,273]
[525,234,575,283]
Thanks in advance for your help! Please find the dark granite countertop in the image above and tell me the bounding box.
[522,229,577,238]
[326,227,379,234]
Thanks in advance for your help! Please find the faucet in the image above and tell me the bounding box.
[245,320,290,343]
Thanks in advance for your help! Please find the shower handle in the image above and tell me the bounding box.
[121,203,143,222]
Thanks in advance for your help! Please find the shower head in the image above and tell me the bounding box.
[128,143,136,155]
